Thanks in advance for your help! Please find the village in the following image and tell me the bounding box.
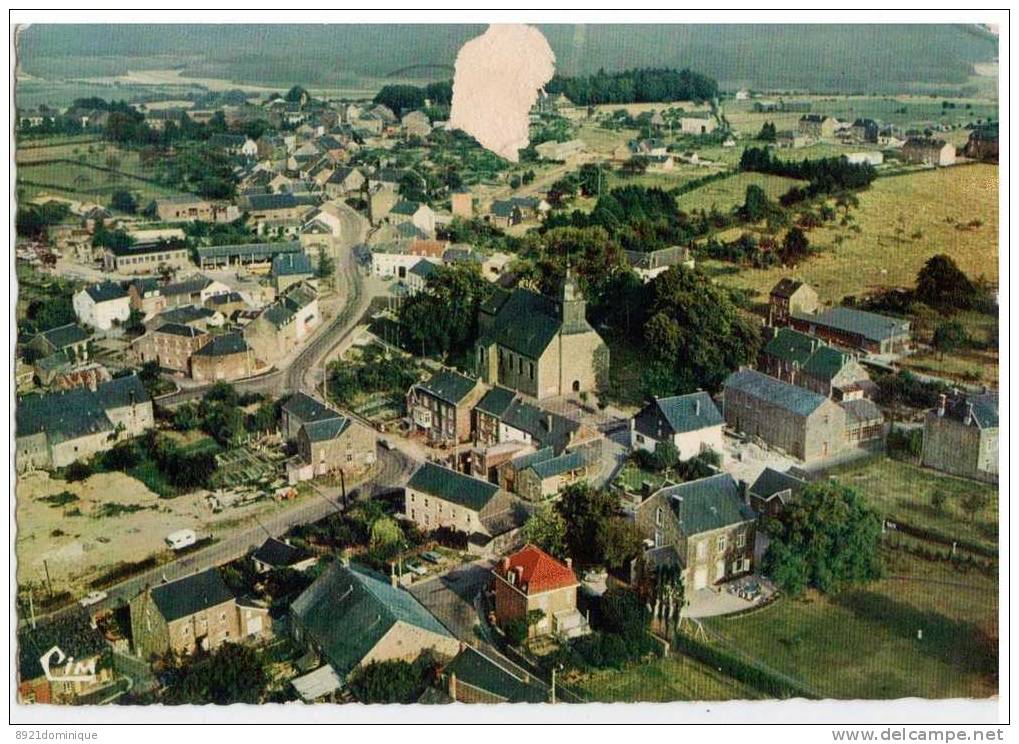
[13,47,1000,707]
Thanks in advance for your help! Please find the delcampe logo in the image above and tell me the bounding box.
[39,645,97,683]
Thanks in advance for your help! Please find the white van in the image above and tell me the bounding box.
[165,529,197,551]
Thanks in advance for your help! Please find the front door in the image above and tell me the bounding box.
[693,567,708,590]
[715,559,726,583]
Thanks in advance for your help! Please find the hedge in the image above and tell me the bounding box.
[883,518,996,558]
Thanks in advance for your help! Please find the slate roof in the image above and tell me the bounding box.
[475,386,517,418]
[510,447,555,472]
[271,252,314,277]
[501,400,581,454]
[748,467,807,501]
[938,392,999,429]
[155,322,205,339]
[478,288,561,359]
[18,608,108,682]
[34,323,91,350]
[659,473,756,536]
[770,278,807,299]
[724,369,829,417]
[415,369,479,406]
[495,544,577,595]
[642,392,723,437]
[408,259,437,280]
[195,241,302,260]
[157,306,215,326]
[528,450,584,480]
[160,276,212,297]
[83,282,128,303]
[838,398,884,425]
[407,462,500,512]
[16,387,112,443]
[149,569,235,624]
[440,647,547,703]
[301,416,352,442]
[261,303,295,328]
[762,327,818,366]
[291,562,452,678]
[192,332,249,357]
[106,240,187,257]
[283,392,340,424]
[252,537,312,568]
[243,193,316,212]
[802,345,853,382]
[389,200,421,216]
[793,306,910,343]
[95,374,150,410]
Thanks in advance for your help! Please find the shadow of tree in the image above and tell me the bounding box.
[834,590,997,677]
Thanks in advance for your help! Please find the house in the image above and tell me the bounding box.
[154,195,218,222]
[132,323,211,373]
[159,275,232,310]
[845,151,884,166]
[963,122,998,162]
[491,545,589,639]
[406,368,487,445]
[370,238,447,279]
[208,133,258,157]
[839,397,886,446]
[921,391,998,483]
[251,537,317,573]
[759,327,873,400]
[789,306,911,355]
[148,305,218,331]
[404,462,532,556]
[402,110,432,138]
[290,410,376,484]
[902,138,956,167]
[189,333,255,382]
[475,271,609,399]
[387,200,436,237]
[488,196,549,227]
[451,189,473,218]
[290,561,459,683]
[102,240,192,275]
[72,282,130,331]
[497,447,588,501]
[281,391,341,441]
[27,323,92,363]
[428,646,547,704]
[768,278,819,326]
[534,139,585,161]
[635,473,757,590]
[324,166,366,197]
[204,291,248,318]
[17,608,114,704]
[271,252,315,293]
[630,392,724,461]
[722,369,848,462]
[195,240,304,269]
[406,258,437,295]
[849,118,879,143]
[129,568,271,660]
[240,192,319,232]
[243,282,319,367]
[746,467,808,518]
[776,130,809,149]
[798,115,838,139]
[679,116,717,135]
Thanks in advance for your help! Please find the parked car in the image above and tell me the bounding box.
[165,529,197,551]
[79,590,108,608]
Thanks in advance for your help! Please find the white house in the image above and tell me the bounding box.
[845,151,884,166]
[73,282,131,331]
[388,200,436,237]
[630,391,725,461]
[680,117,718,135]
[241,137,259,159]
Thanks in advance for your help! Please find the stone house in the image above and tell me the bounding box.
[849,118,879,143]
[759,327,873,400]
[243,282,319,367]
[102,240,191,275]
[291,561,459,684]
[635,473,757,591]
[902,138,956,167]
[291,413,376,484]
[497,447,588,502]
[963,123,998,163]
[475,271,609,399]
[159,275,233,310]
[72,282,131,332]
[271,252,315,293]
[921,392,998,483]
[406,368,487,445]
[280,391,339,441]
[155,195,217,222]
[126,277,167,318]
[789,306,911,355]
[491,545,589,639]
[129,568,271,660]
[27,323,92,364]
[405,258,437,295]
[722,369,847,462]
[189,332,255,382]
[679,116,717,135]
[630,391,724,461]
[746,467,808,518]
[387,200,436,237]
[240,192,319,233]
[840,398,886,446]
[798,114,838,139]
[133,323,211,373]
[324,166,366,197]
[370,238,447,279]
[768,278,819,326]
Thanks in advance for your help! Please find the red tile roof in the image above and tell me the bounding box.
[496,544,577,595]
[409,239,447,258]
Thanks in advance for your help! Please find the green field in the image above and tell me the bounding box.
[675,172,805,213]
[832,457,998,553]
[575,654,760,702]
[704,553,997,699]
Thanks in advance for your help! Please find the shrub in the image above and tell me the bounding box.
[504,617,529,646]
[64,461,93,482]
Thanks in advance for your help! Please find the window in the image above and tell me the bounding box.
[654,530,663,548]
[410,509,415,520]
[736,532,746,549]
[716,535,727,552]
[696,541,707,560]
[655,506,662,527]
[636,434,645,444]
[528,362,534,380]
[410,494,415,503]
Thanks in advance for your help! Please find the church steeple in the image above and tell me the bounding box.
[559,266,589,333]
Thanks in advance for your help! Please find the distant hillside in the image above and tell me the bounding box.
[17,24,997,95]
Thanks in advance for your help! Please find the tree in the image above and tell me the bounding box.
[521,503,568,560]
[110,190,138,214]
[374,84,426,116]
[621,155,650,175]
[555,483,619,566]
[398,263,491,359]
[316,247,335,282]
[739,184,772,222]
[124,308,145,334]
[960,491,990,522]
[597,587,652,656]
[933,320,967,359]
[763,480,882,595]
[780,226,811,264]
[915,254,978,312]
[757,121,777,142]
[596,518,644,570]
[348,658,431,704]
[930,490,948,516]
[65,460,93,482]
[161,643,266,705]
[284,85,309,104]
[369,516,404,551]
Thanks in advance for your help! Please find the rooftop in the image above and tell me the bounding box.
[83,282,128,304]
[724,369,829,417]
[415,368,480,406]
[271,252,314,277]
[793,306,910,343]
[659,473,756,536]
[149,568,235,624]
[494,544,577,595]
[252,537,312,569]
[192,332,249,357]
[407,462,500,512]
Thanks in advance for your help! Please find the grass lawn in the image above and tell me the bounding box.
[603,330,646,409]
[614,462,670,494]
[575,654,760,702]
[675,171,805,213]
[707,163,999,307]
[126,457,175,499]
[831,456,998,552]
[704,553,997,699]
[898,309,999,387]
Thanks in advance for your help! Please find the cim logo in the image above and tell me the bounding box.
[39,645,97,684]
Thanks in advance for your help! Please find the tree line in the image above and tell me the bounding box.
[545,67,718,106]
[739,146,878,203]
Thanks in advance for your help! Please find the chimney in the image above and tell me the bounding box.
[500,556,510,573]
[694,399,701,416]
[545,414,553,432]
[565,557,573,569]
[448,672,458,701]
[507,569,516,586]
[964,402,974,426]
[129,389,136,406]
[937,394,946,417]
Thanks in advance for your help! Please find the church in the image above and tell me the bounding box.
[475,271,609,400]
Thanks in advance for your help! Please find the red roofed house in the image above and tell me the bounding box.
[491,545,590,639]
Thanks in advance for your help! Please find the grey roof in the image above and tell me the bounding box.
[390,200,421,216]
[95,374,150,410]
[271,252,314,277]
[748,467,807,501]
[501,400,580,455]
[938,392,998,429]
[408,258,437,279]
[18,608,107,682]
[149,569,235,623]
[195,241,302,260]
[16,387,112,443]
[407,462,500,512]
[301,416,352,442]
[475,386,517,418]
[252,537,312,568]
[657,474,755,536]
[243,192,317,212]
[839,398,884,425]
[415,369,479,406]
[107,240,187,257]
[160,276,211,297]
[157,306,215,326]
[528,449,584,480]
[155,322,205,339]
[642,392,723,436]
[83,282,127,303]
[291,562,452,678]
[283,392,341,424]
[440,647,547,703]
[193,332,249,357]
[509,447,555,471]
[724,369,829,417]
[34,323,91,350]
[479,288,561,359]
[770,278,808,299]
[793,306,910,343]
